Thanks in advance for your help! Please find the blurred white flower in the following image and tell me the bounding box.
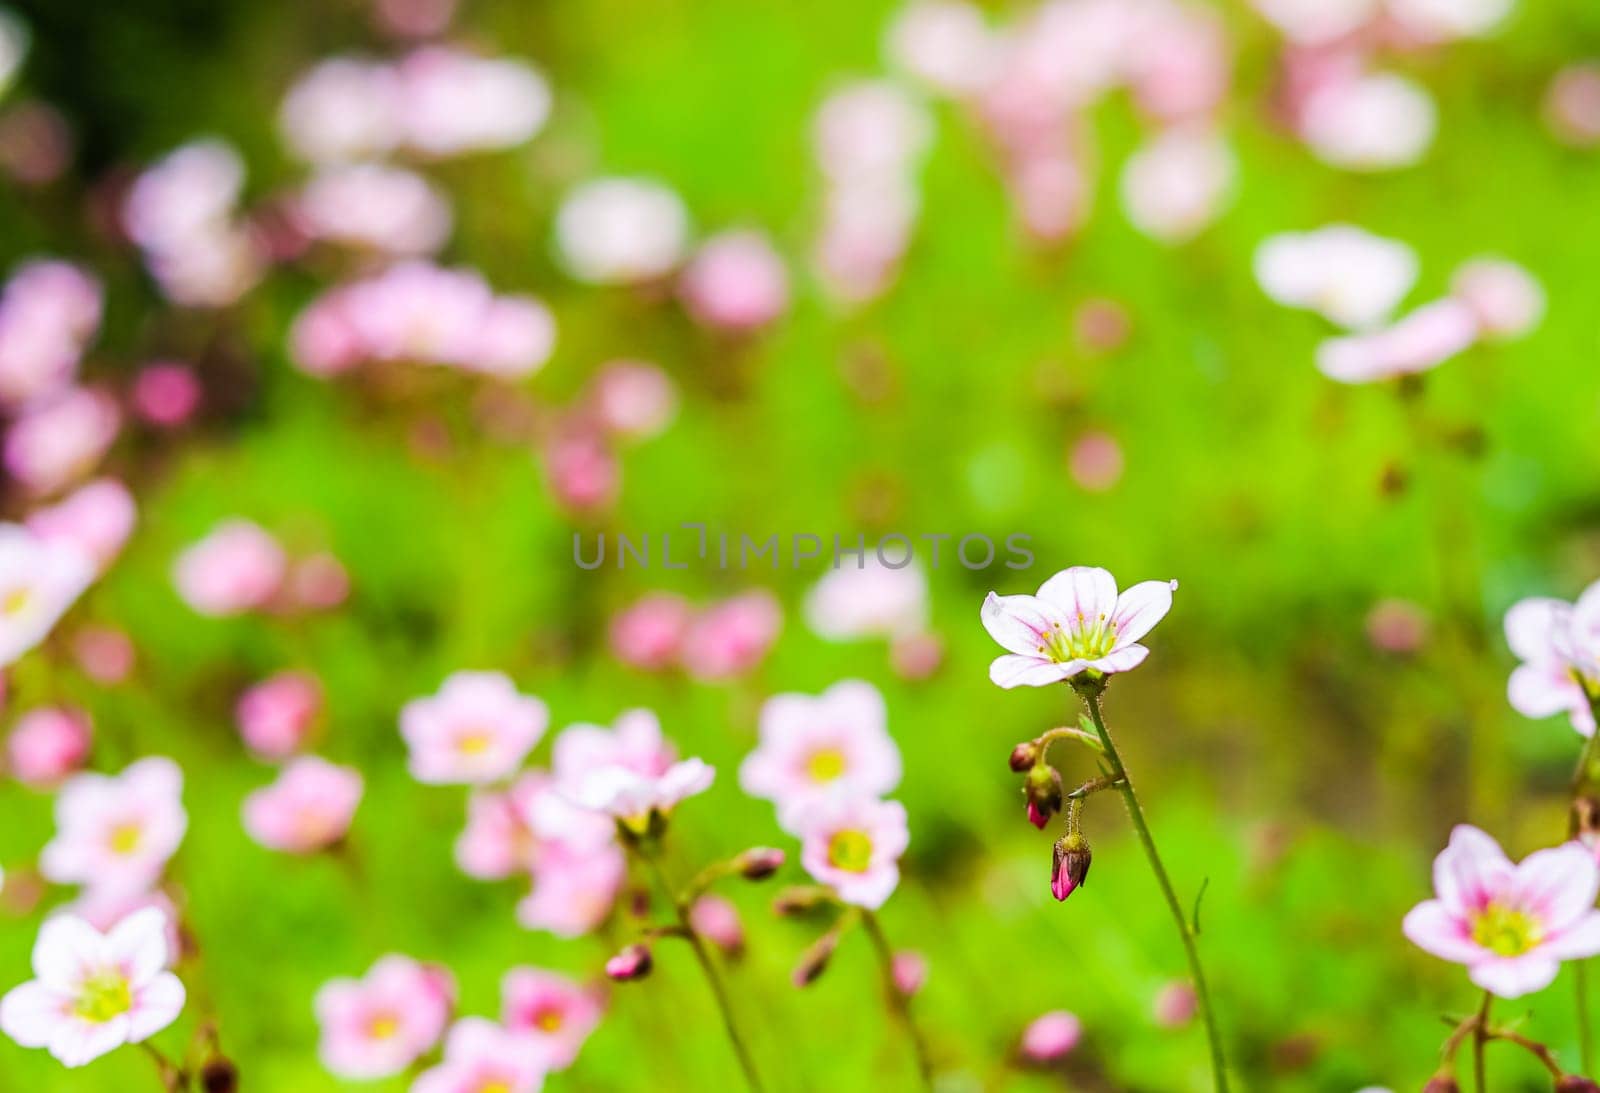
[1254,225,1418,329]
[1300,72,1435,171]
[553,177,690,284]
[1119,126,1234,242]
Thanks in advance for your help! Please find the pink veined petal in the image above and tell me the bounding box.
[0,982,72,1047]
[1433,825,1513,917]
[1111,580,1177,646]
[125,973,185,1042]
[1468,955,1560,1000]
[1513,843,1600,928]
[1504,598,1569,662]
[1035,567,1119,624]
[1087,644,1150,674]
[988,654,1079,689]
[980,592,1067,657]
[1508,663,1585,720]
[31,916,104,991]
[49,1012,130,1067]
[835,865,900,910]
[1401,900,1480,964]
[106,907,171,983]
[1540,912,1600,961]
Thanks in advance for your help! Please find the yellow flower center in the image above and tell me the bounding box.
[1040,614,1117,663]
[108,822,143,855]
[72,970,132,1023]
[479,1082,512,1093]
[456,729,494,756]
[368,1012,401,1040]
[806,748,847,782]
[533,1007,564,1032]
[2,586,30,616]
[1471,903,1543,957]
[827,829,874,873]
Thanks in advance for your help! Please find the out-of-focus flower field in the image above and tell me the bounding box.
[4,0,1600,1089]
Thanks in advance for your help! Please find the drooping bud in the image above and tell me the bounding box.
[1009,741,1038,772]
[605,943,653,981]
[1421,1077,1460,1093]
[690,895,745,958]
[200,1058,239,1093]
[735,847,786,880]
[1024,764,1063,829]
[1051,832,1091,901]
[772,886,833,916]
[1556,1077,1600,1093]
[1573,796,1600,844]
[792,930,840,987]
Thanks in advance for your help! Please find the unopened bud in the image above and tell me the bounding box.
[1574,796,1600,842]
[605,943,653,981]
[891,951,927,998]
[735,847,786,880]
[690,895,745,958]
[1557,1077,1600,1093]
[772,886,831,916]
[1051,832,1091,902]
[1009,741,1038,772]
[1421,1077,1460,1093]
[201,1058,239,1093]
[792,931,840,987]
[1024,764,1063,829]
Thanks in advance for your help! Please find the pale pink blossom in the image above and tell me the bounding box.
[7,706,91,786]
[741,680,902,832]
[62,889,181,960]
[608,594,693,670]
[501,967,603,1070]
[552,708,677,788]
[315,955,454,1079]
[0,260,101,407]
[982,566,1178,687]
[813,80,932,184]
[891,951,928,997]
[1504,587,1596,735]
[40,757,186,895]
[589,361,677,440]
[130,362,201,428]
[884,1,1000,96]
[1068,432,1125,492]
[1251,0,1378,44]
[1020,1010,1082,1062]
[1300,71,1436,171]
[4,386,120,496]
[0,909,184,1067]
[804,557,928,641]
[690,895,745,957]
[1254,224,1418,330]
[297,165,452,256]
[279,58,404,165]
[679,230,791,332]
[1389,0,1514,40]
[26,478,136,571]
[1316,298,1479,383]
[797,794,909,909]
[412,1017,545,1093]
[400,671,547,785]
[680,590,783,682]
[72,626,135,684]
[1127,6,1230,125]
[514,847,625,937]
[1450,258,1544,341]
[172,519,287,617]
[553,178,690,285]
[0,523,95,668]
[242,756,363,854]
[398,47,551,157]
[568,758,715,831]
[543,430,618,513]
[455,772,613,881]
[1403,826,1600,998]
[1544,64,1600,148]
[237,672,322,759]
[1119,127,1234,243]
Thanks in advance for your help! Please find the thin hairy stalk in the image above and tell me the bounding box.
[1080,687,1229,1092]
[139,1041,188,1091]
[1569,694,1600,1075]
[637,846,767,1092]
[860,910,935,1091]
[1472,990,1493,1093]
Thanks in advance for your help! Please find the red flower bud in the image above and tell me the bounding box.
[605,943,653,981]
[736,847,786,880]
[1009,742,1038,772]
[1051,832,1091,902]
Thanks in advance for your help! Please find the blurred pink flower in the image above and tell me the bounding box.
[7,706,91,786]
[1504,588,1595,735]
[797,794,908,910]
[242,756,363,854]
[0,259,101,407]
[0,909,184,1067]
[130,362,201,428]
[1020,1010,1082,1062]
[1127,7,1230,125]
[314,955,454,1079]
[1450,257,1544,341]
[1252,0,1377,44]
[279,58,404,165]
[72,626,135,684]
[814,80,932,183]
[172,519,287,617]
[1316,298,1479,383]
[885,1,999,97]
[515,846,626,937]
[1254,224,1418,330]
[543,430,618,514]
[287,552,351,611]
[26,478,136,572]
[1389,0,1514,40]
[40,757,187,895]
[804,557,928,641]
[889,633,944,680]
[679,230,790,332]
[553,708,676,787]
[373,0,460,38]
[690,894,745,957]
[568,757,715,831]
[1119,127,1234,243]
[412,1017,545,1093]
[501,966,603,1070]
[982,566,1177,687]
[1403,826,1600,998]
[1068,431,1125,492]
[0,522,95,668]
[1299,71,1436,172]
[1544,64,1600,148]
[297,164,452,256]
[891,950,927,997]
[63,889,181,960]
[456,772,613,880]
[1153,980,1198,1028]
[237,671,323,760]
[4,386,120,496]
[680,590,783,681]
[400,671,548,784]
[1365,598,1430,655]
[608,594,693,670]
[398,47,551,157]
[554,177,690,285]
[741,680,902,833]
[590,360,678,440]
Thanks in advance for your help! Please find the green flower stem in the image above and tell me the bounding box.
[1571,693,1600,1077]
[860,910,935,1091]
[1080,687,1229,1092]
[1472,990,1493,1093]
[636,844,767,1093]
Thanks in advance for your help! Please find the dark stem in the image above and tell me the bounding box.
[1472,990,1493,1093]
[138,1041,188,1091]
[861,910,935,1090]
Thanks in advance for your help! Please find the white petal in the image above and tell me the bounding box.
[0,982,71,1047]
[1468,955,1559,1000]
[1112,580,1177,646]
[126,973,185,1042]
[988,654,1078,689]
[980,592,1067,657]
[106,907,171,983]
[1036,567,1119,623]
[32,915,104,991]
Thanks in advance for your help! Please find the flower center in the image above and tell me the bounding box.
[2,586,30,617]
[1471,903,1543,957]
[108,821,143,855]
[456,728,494,756]
[533,1006,564,1032]
[72,970,132,1023]
[827,829,874,873]
[1041,615,1117,663]
[478,1081,513,1093]
[806,747,847,782]
[367,1012,401,1040]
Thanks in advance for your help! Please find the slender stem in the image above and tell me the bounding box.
[1081,688,1229,1092]
[138,1042,187,1091]
[1488,1028,1564,1077]
[1570,695,1600,1076]
[1472,991,1493,1093]
[1579,962,1595,1079]
[637,846,767,1093]
[860,910,935,1090]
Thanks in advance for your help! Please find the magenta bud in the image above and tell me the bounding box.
[891,951,927,998]
[1009,741,1038,772]
[736,847,786,880]
[1024,764,1063,828]
[605,943,653,981]
[1051,833,1091,902]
